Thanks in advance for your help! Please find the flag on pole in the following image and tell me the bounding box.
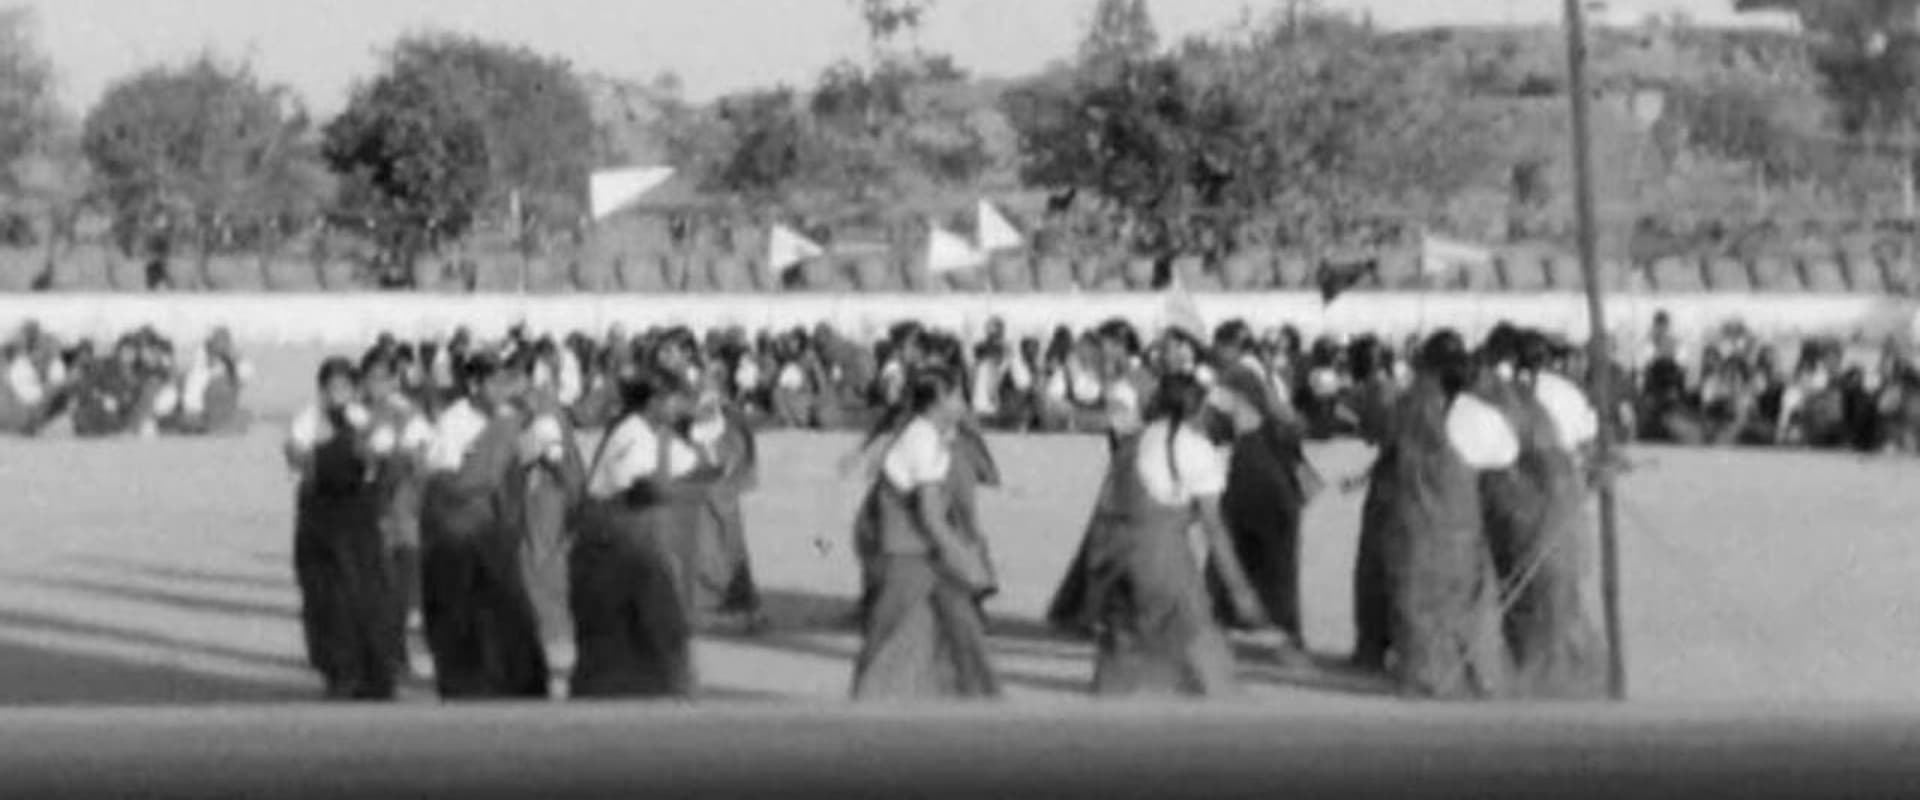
[977,200,1025,252]
[768,224,825,275]
[589,166,675,220]
[1419,231,1495,277]
[927,222,988,274]
[1316,258,1379,306]
[1160,275,1208,340]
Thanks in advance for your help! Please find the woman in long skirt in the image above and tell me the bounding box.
[1084,374,1284,697]
[418,352,550,699]
[570,368,716,698]
[516,374,588,682]
[1044,321,1155,634]
[1349,352,1406,671]
[687,369,764,628]
[1482,330,1609,699]
[849,367,1001,701]
[1208,366,1316,655]
[1365,330,1516,700]
[360,349,436,681]
[285,357,397,700]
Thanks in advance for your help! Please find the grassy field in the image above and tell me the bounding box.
[1,345,1917,707]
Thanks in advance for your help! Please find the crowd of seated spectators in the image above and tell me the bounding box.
[0,322,253,437]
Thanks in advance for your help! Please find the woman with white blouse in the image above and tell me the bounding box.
[569,368,717,699]
[1079,373,1284,697]
[284,357,395,700]
[848,367,1000,701]
[1360,330,1517,700]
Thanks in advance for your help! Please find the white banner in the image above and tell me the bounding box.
[0,292,1910,349]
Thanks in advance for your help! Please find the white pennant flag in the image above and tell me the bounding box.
[927,222,988,274]
[768,224,825,274]
[1420,231,1494,276]
[589,166,675,220]
[977,200,1025,252]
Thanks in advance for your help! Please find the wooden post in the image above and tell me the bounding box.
[1565,0,1628,701]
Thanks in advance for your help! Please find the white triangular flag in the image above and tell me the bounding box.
[977,200,1025,252]
[589,166,675,220]
[768,224,825,274]
[928,222,988,274]
[1160,274,1207,341]
[1420,231,1494,276]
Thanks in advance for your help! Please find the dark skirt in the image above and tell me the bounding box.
[1089,502,1238,699]
[568,501,695,699]
[521,471,575,657]
[293,488,398,700]
[1045,436,1138,635]
[1487,455,1608,700]
[1216,427,1307,641]
[1375,467,1510,700]
[418,492,550,700]
[691,494,760,619]
[1350,483,1392,669]
[851,555,1001,701]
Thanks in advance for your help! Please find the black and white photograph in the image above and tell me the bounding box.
[0,0,1916,797]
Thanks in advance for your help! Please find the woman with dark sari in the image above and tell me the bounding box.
[360,348,437,681]
[848,367,1001,701]
[569,368,716,698]
[1479,330,1608,700]
[1084,374,1287,697]
[514,357,589,684]
[1349,340,1408,672]
[1208,366,1317,657]
[285,357,396,700]
[1045,321,1155,634]
[687,365,765,629]
[1363,330,1516,699]
[418,352,551,700]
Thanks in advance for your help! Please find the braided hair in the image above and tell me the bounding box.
[1145,372,1210,487]
[1418,329,1475,401]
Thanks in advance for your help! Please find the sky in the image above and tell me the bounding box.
[24,0,1789,114]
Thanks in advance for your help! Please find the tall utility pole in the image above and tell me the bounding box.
[1564,0,1628,701]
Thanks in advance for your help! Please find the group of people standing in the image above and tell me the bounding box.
[284,312,1608,704]
[842,317,1609,701]
[1348,324,1610,699]
[283,332,761,700]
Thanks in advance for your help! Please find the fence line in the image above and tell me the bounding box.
[0,291,1911,347]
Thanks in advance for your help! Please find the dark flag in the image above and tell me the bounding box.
[1316,258,1378,305]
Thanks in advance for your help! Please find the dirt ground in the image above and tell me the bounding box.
[1,345,1916,707]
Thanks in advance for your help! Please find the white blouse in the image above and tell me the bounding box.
[288,402,371,456]
[1532,372,1599,452]
[586,415,701,500]
[1133,420,1228,506]
[1446,394,1521,470]
[423,400,489,474]
[881,418,951,492]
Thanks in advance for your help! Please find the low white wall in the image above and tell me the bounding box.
[0,291,1912,348]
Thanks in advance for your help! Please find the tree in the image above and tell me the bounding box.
[1080,0,1160,72]
[322,65,491,285]
[82,55,329,287]
[0,8,56,194]
[1006,8,1501,257]
[0,7,79,289]
[1742,0,1920,213]
[853,0,936,57]
[324,34,595,284]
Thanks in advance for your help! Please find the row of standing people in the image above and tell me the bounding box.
[1347,325,1610,699]
[283,341,761,700]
